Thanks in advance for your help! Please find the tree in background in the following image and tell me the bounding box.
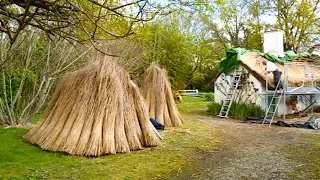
[205,0,320,52]
[242,0,268,50]
[178,9,221,91]
[0,31,91,126]
[134,20,195,90]
[209,0,319,52]
[206,0,267,50]
[219,0,247,48]
[188,39,220,91]
[267,0,320,52]
[134,8,220,91]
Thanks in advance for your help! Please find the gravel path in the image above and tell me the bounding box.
[171,114,320,180]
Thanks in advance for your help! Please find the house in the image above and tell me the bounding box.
[214,30,320,117]
[214,52,320,117]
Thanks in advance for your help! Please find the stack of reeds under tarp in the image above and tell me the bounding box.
[23,59,160,156]
[141,64,183,127]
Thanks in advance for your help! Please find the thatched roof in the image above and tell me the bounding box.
[240,52,320,88]
[141,64,183,127]
[23,59,160,156]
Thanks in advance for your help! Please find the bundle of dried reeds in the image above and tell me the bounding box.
[141,64,183,127]
[23,58,160,156]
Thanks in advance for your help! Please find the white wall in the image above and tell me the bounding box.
[247,73,263,105]
[214,74,226,104]
[214,66,264,105]
[276,97,291,117]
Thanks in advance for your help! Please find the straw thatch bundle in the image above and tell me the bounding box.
[240,52,320,88]
[141,64,183,127]
[23,59,160,156]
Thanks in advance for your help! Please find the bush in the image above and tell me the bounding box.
[207,102,265,117]
[204,93,214,101]
[229,103,265,118]
[207,102,222,114]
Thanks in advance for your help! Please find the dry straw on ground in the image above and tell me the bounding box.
[23,58,160,156]
[141,64,183,127]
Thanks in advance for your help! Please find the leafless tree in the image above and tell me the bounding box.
[0,0,168,45]
[0,32,92,126]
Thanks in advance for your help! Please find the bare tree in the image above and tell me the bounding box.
[0,31,92,126]
[0,0,167,45]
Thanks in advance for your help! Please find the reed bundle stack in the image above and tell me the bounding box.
[23,59,160,156]
[141,64,183,127]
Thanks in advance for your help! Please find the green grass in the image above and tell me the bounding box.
[286,137,320,179]
[0,97,221,180]
[177,96,212,114]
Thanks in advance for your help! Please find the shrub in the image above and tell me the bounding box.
[204,93,214,101]
[228,103,265,118]
[207,102,265,117]
[207,102,222,114]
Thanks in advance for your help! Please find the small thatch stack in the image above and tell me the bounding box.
[141,64,183,127]
[23,58,160,156]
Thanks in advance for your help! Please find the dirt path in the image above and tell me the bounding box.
[171,114,320,179]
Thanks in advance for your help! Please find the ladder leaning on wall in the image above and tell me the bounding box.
[218,69,242,118]
[262,80,283,126]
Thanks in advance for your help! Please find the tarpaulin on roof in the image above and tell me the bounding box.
[218,47,312,74]
[298,51,312,58]
[218,48,248,73]
[258,52,284,64]
[258,51,311,64]
[285,51,298,61]
[283,51,311,61]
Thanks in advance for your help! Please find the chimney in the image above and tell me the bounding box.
[263,30,284,58]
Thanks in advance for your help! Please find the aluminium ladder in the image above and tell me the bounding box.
[262,81,283,126]
[218,69,242,118]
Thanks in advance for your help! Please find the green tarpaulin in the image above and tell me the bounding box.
[218,48,248,74]
[218,48,312,74]
[258,52,284,64]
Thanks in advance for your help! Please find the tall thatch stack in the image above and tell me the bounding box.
[23,59,160,156]
[141,64,183,127]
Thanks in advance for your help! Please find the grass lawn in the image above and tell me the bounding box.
[177,96,212,114]
[0,96,221,180]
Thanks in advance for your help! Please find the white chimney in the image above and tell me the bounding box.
[263,30,284,58]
